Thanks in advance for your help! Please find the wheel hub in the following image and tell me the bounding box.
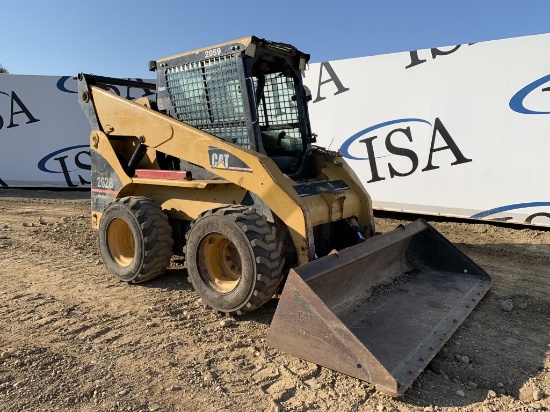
[107,218,135,267]
[200,233,242,293]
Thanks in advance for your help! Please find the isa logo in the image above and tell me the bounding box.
[340,117,472,183]
[509,74,550,115]
[56,76,154,99]
[38,145,91,188]
[470,202,550,226]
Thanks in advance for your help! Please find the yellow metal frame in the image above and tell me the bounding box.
[89,87,373,264]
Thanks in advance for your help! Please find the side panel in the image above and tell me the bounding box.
[90,150,123,214]
[129,183,248,221]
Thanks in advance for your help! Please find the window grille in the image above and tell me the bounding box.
[165,55,249,148]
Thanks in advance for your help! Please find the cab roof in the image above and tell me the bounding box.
[157,36,309,64]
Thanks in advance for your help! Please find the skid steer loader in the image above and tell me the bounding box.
[78,36,491,396]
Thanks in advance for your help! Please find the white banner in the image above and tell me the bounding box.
[303,33,550,227]
[0,75,153,189]
[2,33,550,227]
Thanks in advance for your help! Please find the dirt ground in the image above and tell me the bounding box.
[0,189,548,412]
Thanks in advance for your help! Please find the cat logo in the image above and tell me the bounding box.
[211,152,230,169]
[208,147,253,173]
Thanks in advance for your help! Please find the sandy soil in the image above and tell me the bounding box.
[0,189,548,412]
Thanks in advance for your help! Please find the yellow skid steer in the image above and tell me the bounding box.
[78,36,491,396]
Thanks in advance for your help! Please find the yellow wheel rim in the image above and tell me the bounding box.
[107,218,135,267]
[200,233,242,293]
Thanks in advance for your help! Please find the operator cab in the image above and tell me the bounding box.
[248,40,313,174]
[152,36,314,177]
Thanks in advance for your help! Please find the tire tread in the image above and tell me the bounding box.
[101,196,173,283]
[186,206,285,315]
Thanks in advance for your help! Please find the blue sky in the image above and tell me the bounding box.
[2,1,549,78]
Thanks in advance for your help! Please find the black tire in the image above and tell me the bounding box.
[185,206,285,315]
[99,196,173,283]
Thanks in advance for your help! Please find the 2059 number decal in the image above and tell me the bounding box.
[204,48,222,58]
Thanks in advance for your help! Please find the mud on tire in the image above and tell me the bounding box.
[99,196,173,283]
[185,206,285,315]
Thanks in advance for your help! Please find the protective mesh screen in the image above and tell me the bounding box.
[259,73,300,131]
[165,55,249,148]
[258,73,302,153]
